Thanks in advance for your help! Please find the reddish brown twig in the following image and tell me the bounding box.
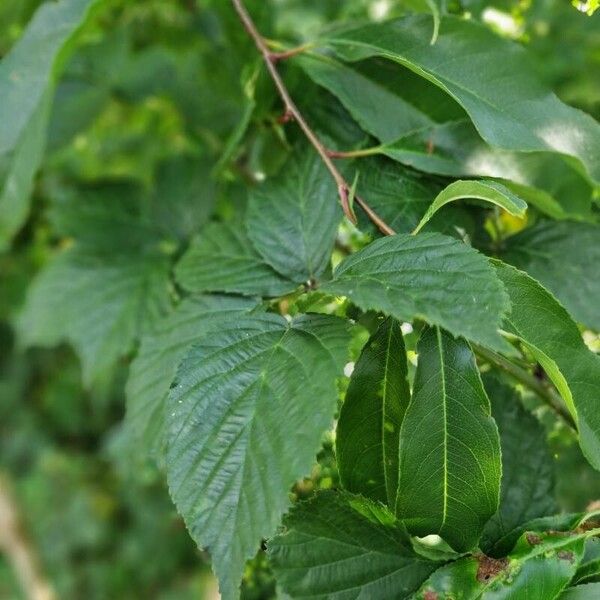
[231,0,396,236]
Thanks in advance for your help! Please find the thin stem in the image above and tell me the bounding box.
[231,0,396,236]
[326,146,383,159]
[474,345,577,429]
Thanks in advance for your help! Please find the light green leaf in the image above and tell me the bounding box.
[322,232,511,351]
[166,313,350,600]
[268,491,439,600]
[480,374,557,557]
[326,15,600,185]
[396,327,501,552]
[561,584,600,600]
[175,221,297,298]
[246,149,340,283]
[413,180,527,234]
[494,261,600,470]
[337,317,410,507]
[502,222,600,331]
[18,248,171,386]
[416,529,587,599]
[573,538,600,585]
[125,295,258,456]
[0,0,102,249]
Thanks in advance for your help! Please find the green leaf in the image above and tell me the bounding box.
[326,15,600,185]
[573,538,600,585]
[246,149,341,283]
[175,221,297,298]
[300,51,593,220]
[396,327,501,552]
[561,584,600,600]
[268,491,440,600]
[18,248,171,386]
[415,529,587,599]
[480,375,557,557]
[501,222,600,331]
[494,262,600,470]
[125,295,258,456]
[413,180,527,234]
[322,232,511,351]
[0,0,102,249]
[336,317,410,507]
[166,313,350,600]
[353,157,475,237]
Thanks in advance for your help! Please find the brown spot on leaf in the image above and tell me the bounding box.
[476,554,509,582]
[526,533,542,546]
[558,550,575,563]
[424,591,439,600]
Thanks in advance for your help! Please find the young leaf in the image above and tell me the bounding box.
[0,0,102,248]
[336,317,410,507]
[18,248,171,386]
[415,529,587,599]
[246,149,341,283]
[166,313,350,600]
[125,295,258,456]
[480,375,557,557]
[326,15,600,184]
[502,222,600,331]
[268,491,440,599]
[175,221,297,298]
[494,261,600,471]
[322,232,511,351]
[396,327,501,552]
[413,180,527,234]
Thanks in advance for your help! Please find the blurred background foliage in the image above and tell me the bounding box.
[0,0,598,598]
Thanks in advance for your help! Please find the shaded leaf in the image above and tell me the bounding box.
[175,221,297,298]
[494,261,600,470]
[327,15,600,184]
[396,327,501,552]
[322,232,511,351]
[268,491,439,600]
[502,221,600,331]
[18,248,171,385]
[337,317,410,507]
[561,584,600,600]
[246,149,341,283]
[481,374,558,557]
[166,313,350,600]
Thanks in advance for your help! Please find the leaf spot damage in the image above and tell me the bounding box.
[476,554,509,582]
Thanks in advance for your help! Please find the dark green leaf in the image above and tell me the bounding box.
[481,375,557,557]
[268,491,439,600]
[337,317,410,506]
[494,262,600,470]
[246,149,341,283]
[166,313,350,600]
[125,295,258,456]
[502,222,600,331]
[396,327,501,552]
[322,232,511,351]
[175,221,297,298]
[573,538,600,585]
